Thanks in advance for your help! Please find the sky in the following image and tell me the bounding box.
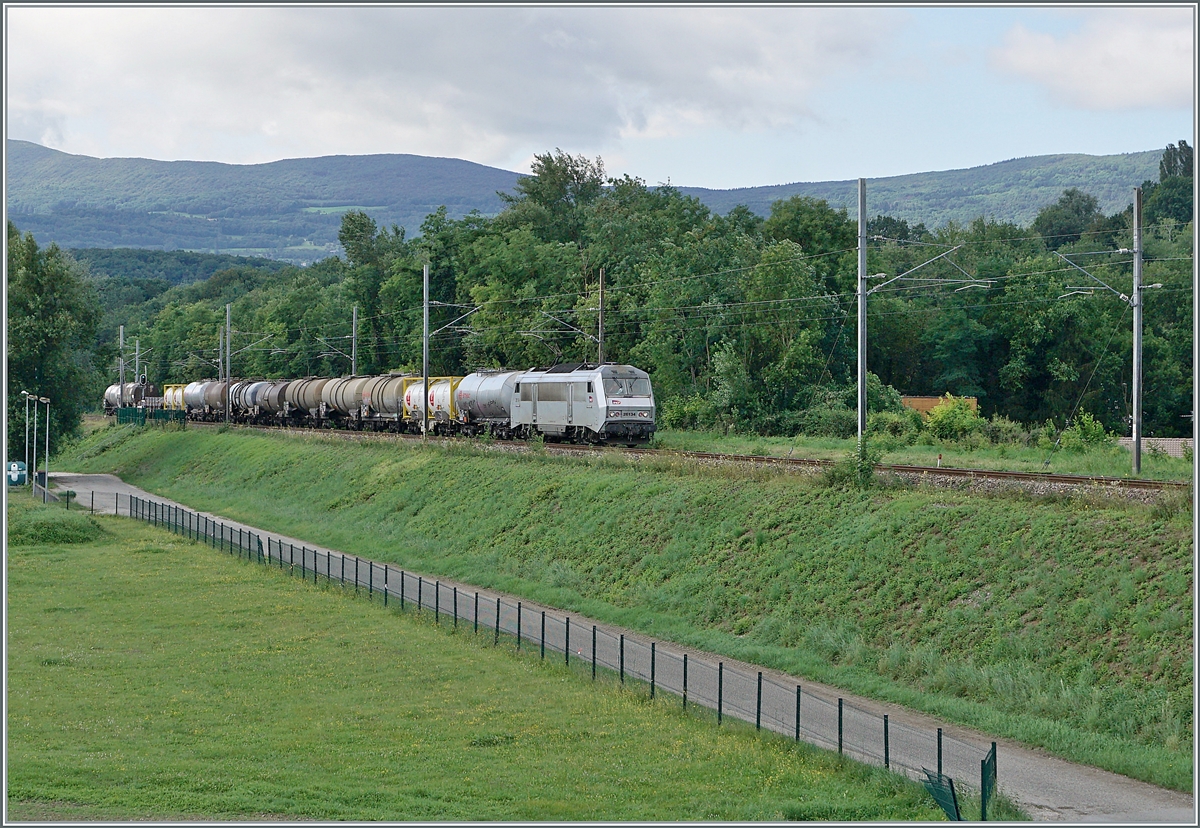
[4,4,1196,189]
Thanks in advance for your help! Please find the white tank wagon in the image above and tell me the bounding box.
[103,380,159,414]
[182,381,209,412]
[162,385,187,410]
[453,370,523,437]
[402,377,462,434]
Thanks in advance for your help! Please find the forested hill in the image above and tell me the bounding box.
[678,151,1162,229]
[7,138,1163,263]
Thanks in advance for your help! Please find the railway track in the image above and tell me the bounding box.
[188,420,1190,492]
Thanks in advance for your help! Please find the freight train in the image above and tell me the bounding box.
[106,363,656,446]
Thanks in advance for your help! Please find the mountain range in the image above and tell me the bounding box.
[7,139,1162,264]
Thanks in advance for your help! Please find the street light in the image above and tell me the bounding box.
[40,397,50,503]
[30,392,38,497]
[20,391,31,486]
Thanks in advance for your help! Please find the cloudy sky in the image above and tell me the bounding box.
[5,5,1195,188]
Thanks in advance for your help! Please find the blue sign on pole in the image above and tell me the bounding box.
[8,461,28,486]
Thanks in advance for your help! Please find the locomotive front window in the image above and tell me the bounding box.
[603,378,652,397]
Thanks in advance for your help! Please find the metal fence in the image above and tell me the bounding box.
[126,494,999,807]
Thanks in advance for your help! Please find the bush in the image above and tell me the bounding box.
[795,406,857,439]
[867,409,923,444]
[823,440,885,489]
[659,394,719,431]
[925,394,984,441]
[1060,412,1114,453]
[982,414,1027,446]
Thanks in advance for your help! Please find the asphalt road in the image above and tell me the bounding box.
[40,472,1197,823]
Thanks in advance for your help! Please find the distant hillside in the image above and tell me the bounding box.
[7,139,1163,263]
[7,140,522,264]
[677,151,1162,228]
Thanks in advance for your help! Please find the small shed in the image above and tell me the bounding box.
[901,396,978,417]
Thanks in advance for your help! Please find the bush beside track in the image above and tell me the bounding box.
[57,424,1194,791]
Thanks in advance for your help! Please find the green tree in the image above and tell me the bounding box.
[1032,188,1103,251]
[6,221,103,456]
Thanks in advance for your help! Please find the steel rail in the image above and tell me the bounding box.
[186,420,1188,491]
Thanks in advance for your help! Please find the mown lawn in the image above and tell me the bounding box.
[7,496,952,821]
[56,424,1194,791]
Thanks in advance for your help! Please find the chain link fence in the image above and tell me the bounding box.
[127,494,999,811]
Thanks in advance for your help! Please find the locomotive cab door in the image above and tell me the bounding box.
[567,383,573,424]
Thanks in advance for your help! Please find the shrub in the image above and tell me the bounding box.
[796,406,857,439]
[867,409,923,444]
[659,394,719,431]
[925,394,984,441]
[982,414,1027,446]
[823,440,885,488]
[1059,412,1114,453]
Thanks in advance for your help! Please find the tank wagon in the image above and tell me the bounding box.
[107,363,655,446]
[102,377,160,414]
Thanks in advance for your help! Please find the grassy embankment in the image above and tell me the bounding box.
[56,424,1193,792]
[652,428,1193,482]
[6,496,953,821]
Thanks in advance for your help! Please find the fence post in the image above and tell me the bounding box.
[718,663,723,725]
[91,491,94,514]
[591,626,596,680]
[327,552,331,582]
[565,617,570,666]
[369,562,374,598]
[516,602,521,650]
[355,558,360,595]
[619,635,624,684]
[384,566,389,607]
[683,654,688,709]
[937,728,943,777]
[473,592,478,633]
[494,597,500,645]
[418,577,423,612]
[435,581,440,624]
[795,685,801,741]
[454,586,458,628]
[838,698,844,755]
[650,643,656,699]
[884,715,890,768]
[400,571,405,610]
[540,611,545,660]
[342,554,346,585]
[756,672,762,731]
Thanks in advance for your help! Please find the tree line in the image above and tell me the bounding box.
[6,142,1193,454]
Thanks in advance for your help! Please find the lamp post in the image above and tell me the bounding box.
[40,397,50,503]
[30,393,38,497]
[21,391,31,485]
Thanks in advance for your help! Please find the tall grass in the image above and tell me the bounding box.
[56,425,1194,791]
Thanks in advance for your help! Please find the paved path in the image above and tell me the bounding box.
[47,472,1196,823]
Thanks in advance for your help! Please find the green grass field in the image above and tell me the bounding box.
[7,497,957,821]
[652,428,1193,482]
[54,424,1194,792]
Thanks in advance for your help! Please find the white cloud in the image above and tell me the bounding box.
[5,6,902,167]
[989,8,1193,111]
